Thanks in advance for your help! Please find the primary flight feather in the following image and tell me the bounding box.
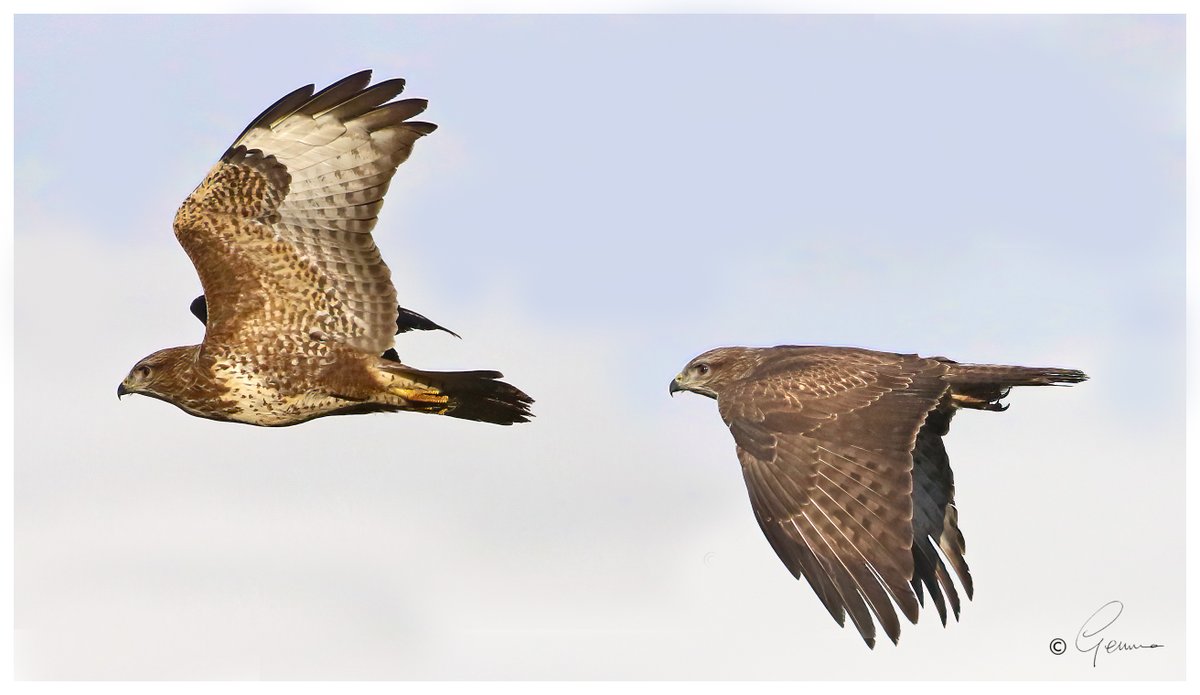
[119,71,533,426]
[670,345,1085,647]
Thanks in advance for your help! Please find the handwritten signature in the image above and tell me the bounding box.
[1074,600,1164,667]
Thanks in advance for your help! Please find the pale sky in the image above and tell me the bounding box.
[14,14,1184,679]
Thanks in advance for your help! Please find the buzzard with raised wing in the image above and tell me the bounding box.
[118,71,532,426]
[670,345,1086,647]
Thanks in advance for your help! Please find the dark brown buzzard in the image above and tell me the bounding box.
[670,345,1086,647]
[118,71,533,426]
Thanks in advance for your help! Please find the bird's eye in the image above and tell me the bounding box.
[694,363,710,376]
[137,365,152,379]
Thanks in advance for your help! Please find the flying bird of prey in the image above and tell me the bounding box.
[118,71,532,426]
[670,345,1086,647]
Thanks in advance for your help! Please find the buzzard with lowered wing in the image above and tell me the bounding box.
[670,345,1085,647]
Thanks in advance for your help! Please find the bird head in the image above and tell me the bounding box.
[118,346,195,401]
[670,346,757,400]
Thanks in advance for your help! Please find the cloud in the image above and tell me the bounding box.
[16,211,1183,678]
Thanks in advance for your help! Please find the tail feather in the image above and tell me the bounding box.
[945,363,1088,387]
[943,363,1088,411]
[382,364,533,425]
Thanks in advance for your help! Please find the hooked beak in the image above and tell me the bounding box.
[117,382,129,400]
[669,376,683,397]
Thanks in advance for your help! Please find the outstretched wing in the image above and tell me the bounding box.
[718,349,950,647]
[172,70,436,355]
[909,406,974,626]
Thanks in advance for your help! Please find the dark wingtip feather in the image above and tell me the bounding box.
[335,69,374,84]
[322,78,409,121]
[294,70,377,117]
[395,306,460,339]
[911,546,952,627]
[189,295,208,325]
[229,81,316,146]
[403,121,438,136]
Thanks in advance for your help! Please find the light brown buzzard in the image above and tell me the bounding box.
[670,345,1086,647]
[119,71,533,426]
